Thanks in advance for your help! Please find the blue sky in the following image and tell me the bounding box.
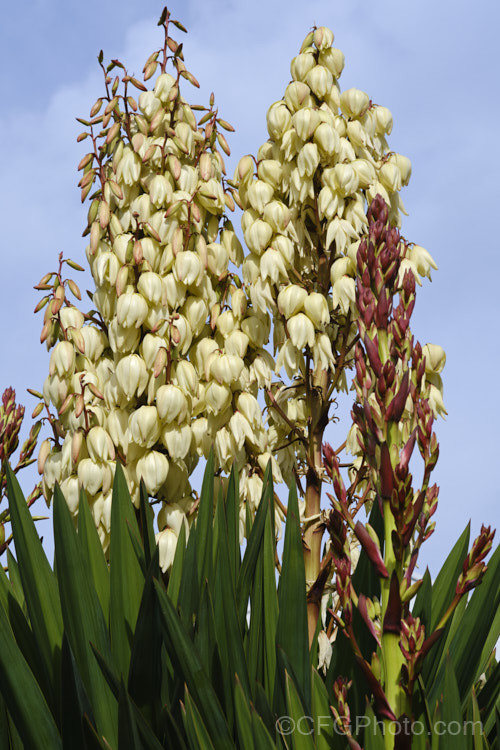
[1,0,498,575]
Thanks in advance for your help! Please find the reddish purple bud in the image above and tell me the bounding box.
[364,334,383,377]
[382,572,402,634]
[385,370,410,423]
[379,442,394,499]
[355,521,389,578]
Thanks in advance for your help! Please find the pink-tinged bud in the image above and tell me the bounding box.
[37,439,51,475]
[71,430,84,465]
[379,442,394,499]
[161,423,192,460]
[236,154,254,186]
[385,370,410,423]
[49,341,76,378]
[115,354,148,399]
[340,88,370,119]
[266,102,292,140]
[136,450,169,494]
[313,26,334,50]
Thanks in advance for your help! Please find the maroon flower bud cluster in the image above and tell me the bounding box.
[0,388,25,464]
[456,524,495,595]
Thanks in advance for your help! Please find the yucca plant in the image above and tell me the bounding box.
[0,454,498,748]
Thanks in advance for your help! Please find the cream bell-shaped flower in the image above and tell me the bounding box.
[340,88,370,119]
[136,450,169,494]
[116,292,149,329]
[422,344,446,374]
[332,275,356,315]
[260,248,288,284]
[161,423,192,460]
[86,425,115,462]
[292,107,321,140]
[244,219,273,256]
[58,476,80,515]
[236,393,263,430]
[173,360,198,395]
[277,284,308,318]
[204,382,232,415]
[407,244,438,281]
[107,408,130,453]
[80,326,107,362]
[297,143,320,178]
[290,53,316,82]
[313,333,336,371]
[306,65,334,99]
[156,384,189,423]
[149,174,173,207]
[266,102,293,140]
[314,122,339,158]
[138,272,163,306]
[49,341,76,379]
[108,319,141,354]
[318,47,345,78]
[275,339,303,378]
[129,405,161,448]
[303,293,329,330]
[115,354,148,399]
[116,148,141,186]
[174,251,202,286]
[156,528,178,573]
[284,81,312,112]
[78,458,113,496]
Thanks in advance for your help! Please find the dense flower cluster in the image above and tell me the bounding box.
[235,25,438,487]
[36,16,272,562]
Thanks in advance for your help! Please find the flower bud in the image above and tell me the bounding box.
[136,450,169,494]
[340,88,370,119]
[313,26,334,50]
[236,155,255,185]
[38,438,51,475]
